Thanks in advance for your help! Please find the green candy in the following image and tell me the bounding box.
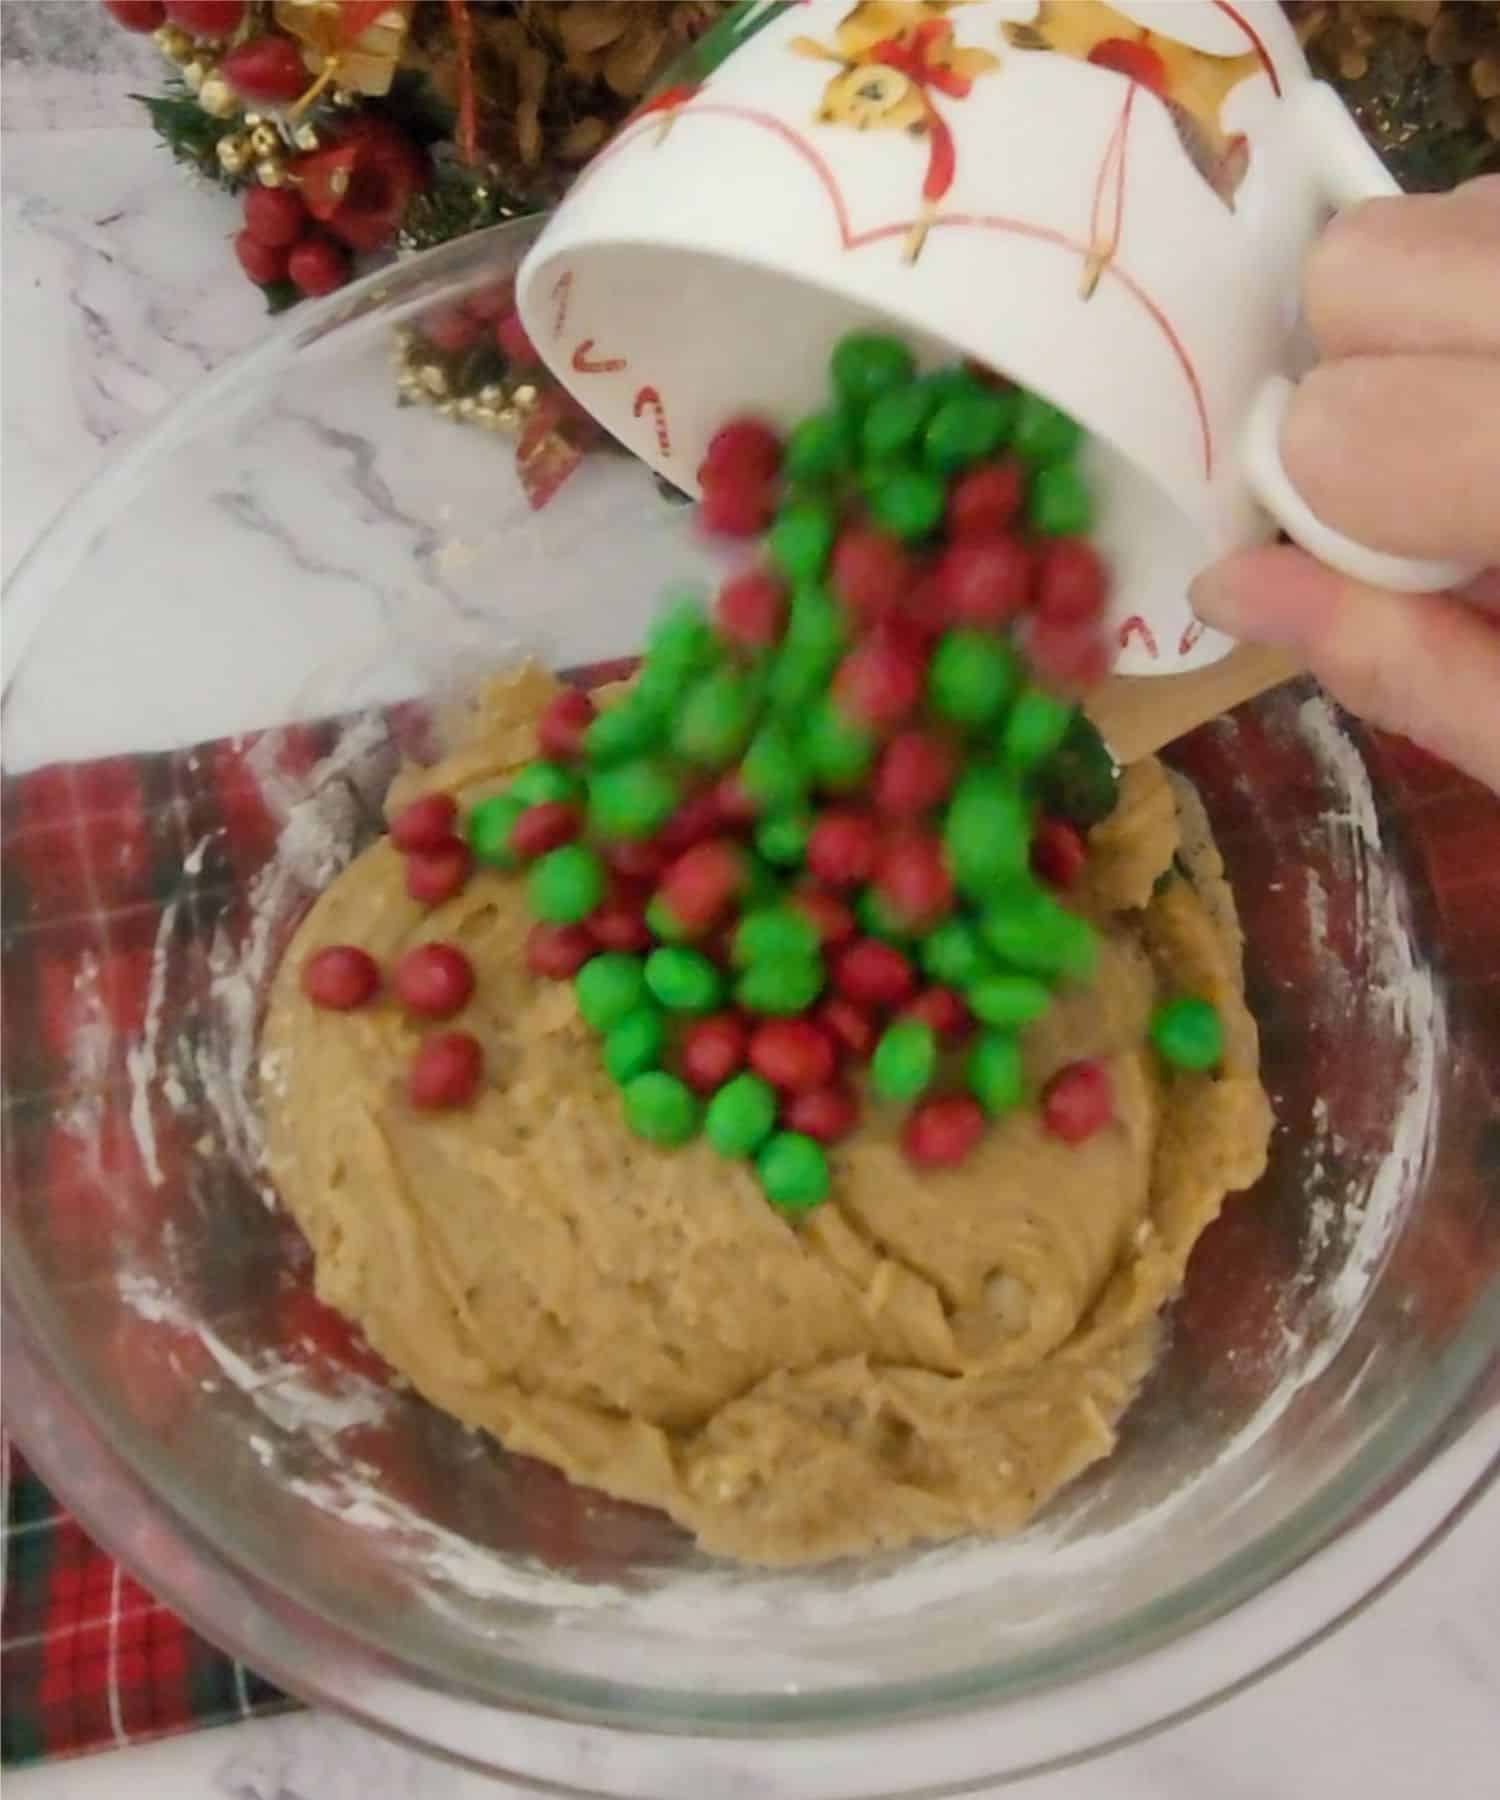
[943,768,1032,897]
[1013,392,1083,464]
[785,408,856,482]
[768,498,837,584]
[467,793,527,868]
[857,885,916,944]
[980,882,1098,981]
[645,893,694,943]
[587,759,679,840]
[920,916,991,987]
[645,947,725,1013]
[867,466,946,541]
[736,956,824,1015]
[528,843,605,924]
[769,585,847,712]
[585,698,664,767]
[966,1030,1024,1116]
[509,760,582,807]
[1039,712,1119,830]
[671,667,763,767]
[928,629,1022,728]
[831,331,916,407]
[575,953,648,1031]
[862,382,936,460]
[756,1131,830,1212]
[1149,995,1224,1071]
[733,905,820,966]
[646,595,717,673]
[1002,687,1078,774]
[623,1071,700,1146]
[739,852,783,909]
[803,698,876,791]
[969,972,1052,1028]
[872,1017,937,1102]
[604,1006,667,1083]
[922,388,1016,473]
[740,721,807,814]
[756,811,812,867]
[705,1072,779,1158]
[1028,462,1094,536]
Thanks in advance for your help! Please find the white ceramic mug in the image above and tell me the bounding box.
[517,0,1473,675]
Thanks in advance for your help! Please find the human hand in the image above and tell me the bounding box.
[1190,175,1500,793]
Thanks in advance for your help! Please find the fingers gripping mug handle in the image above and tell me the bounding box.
[1242,84,1479,596]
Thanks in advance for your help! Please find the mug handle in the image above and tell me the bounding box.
[1240,83,1479,596]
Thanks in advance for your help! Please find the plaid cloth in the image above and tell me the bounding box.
[2,691,1496,1769]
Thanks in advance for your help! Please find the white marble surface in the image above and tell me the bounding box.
[2,19,1498,1800]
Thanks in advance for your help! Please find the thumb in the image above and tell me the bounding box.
[1190,545,1500,795]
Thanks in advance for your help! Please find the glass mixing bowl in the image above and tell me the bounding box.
[3,216,1498,1799]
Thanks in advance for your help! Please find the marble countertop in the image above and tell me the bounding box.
[2,12,1497,1798]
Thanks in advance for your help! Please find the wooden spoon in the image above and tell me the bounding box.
[1085,643,1302,764]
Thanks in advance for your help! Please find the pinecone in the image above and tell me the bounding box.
[403,1,731,207]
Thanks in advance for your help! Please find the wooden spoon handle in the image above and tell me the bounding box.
[1085,644,1302,764]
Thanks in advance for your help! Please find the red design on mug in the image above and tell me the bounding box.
[551,270,573,339]
[1179,617,1207,657]
[571,339,626,375]
[632,385,672,458]
[1119,614,1160,658]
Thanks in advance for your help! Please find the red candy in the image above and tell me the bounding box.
[903,1094,985,1167]
[404,838,472,907]
[873,830,953,930]
[658,789,732,856]
[789,886,857,950]
[234,231,287,286]
[301,945,380,1011]
[936,535,1033,626]
[509,801,582,859]
[390,791,458,854]
[716,569,788,650]
[783,1082,858,1144]
[408,1031,483,1110]
[1041,1060,1114,1144]
[660,838,745,930]
[699,479,776,539]
[713,771,759,827]
[287,235,350,298]
[588,898,653,953]
[833,938,917,1010]
[873,729,959,816]
[699,416,782,485]
[1031,817,1088,888]
[242,185,308,249]
[678,1014,748,1093]
[806,809,880,888]
[1035,540,1109,627]
[946,460,1025,539]
[1026,615,1113,695]
[829,526,915,620]
[749,1019,837,1092]
[392,943,474,1019]
[902,986,973,1045]
[537,687,597,760]
[495,311,539,365]
[831,634,924,732]
[526,922,595,979]
[816,996,879,1063]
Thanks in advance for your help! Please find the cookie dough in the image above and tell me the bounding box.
[262,667,1272,1565]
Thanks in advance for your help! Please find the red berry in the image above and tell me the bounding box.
[287,234,350,298]
[657,789,728,856]
[392,943,475,1019]
[873,829,953,931]
[1031,817,1088,888]
[103,1,166,30]
[537,687,596,760]
[789,886,857,950]
[1036,539,1109,627]
[677,1013,748,1093]
[408,1031,483,1110]
[816,996,879,1063]
[588,899,652,953]
[699,478,776,539]
[165,0,244,32]
[235,231,288,287]
[902,986,973,1045]
[936,535,1034,627]
[873,729,959,817]
[221,34,308,103]
[829,526,915,620]
[807,809,880,888]
[390,791,458,854]
[833,938,916,1010]
[301,944,380,1010]
[947,460,1025,539]
[1088,36,1168,92]
[716,568,788,650]
[783,1082,858,1144]
[509,801,582,859]
[831,634,924,732]
[1026,617,1114,695]
[660,838,744,930]
[243,184,308,249]
[699,416,782,485]
[404,838,472,907]
[749,1019,837,1092]
[526,922,594,979]
[1041,1060,1114,1144]
[496,310,538,365]
[603,837,669,884]
[420,303,483,355]
[903,1094,985,1167]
